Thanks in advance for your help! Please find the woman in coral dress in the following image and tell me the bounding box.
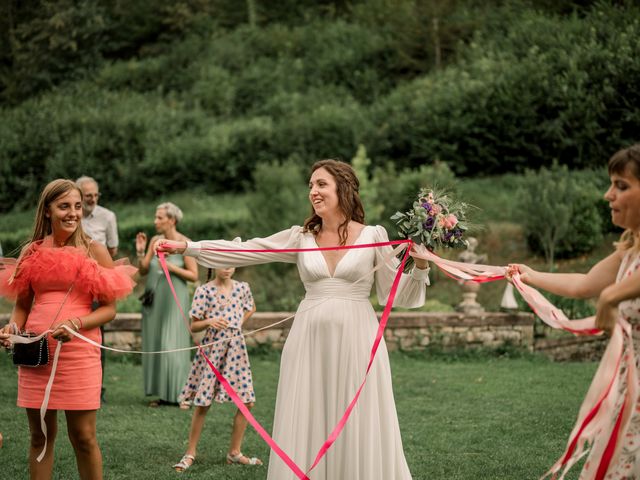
[510,144,640,478]
[158,160,430,480]
[0,179,135,480]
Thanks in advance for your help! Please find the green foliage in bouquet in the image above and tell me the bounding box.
[391,188,470,272]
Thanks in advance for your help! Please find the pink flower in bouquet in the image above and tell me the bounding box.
[430,204,442,216]
[444,214,458,229]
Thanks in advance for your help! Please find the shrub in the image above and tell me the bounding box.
[248,159,309,237]
[274,100,371,162]
[518,164,603,266]
[368,3,640,175]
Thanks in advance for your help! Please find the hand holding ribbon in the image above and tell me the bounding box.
[155,239,186,255]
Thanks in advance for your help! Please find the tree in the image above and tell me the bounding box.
[518,164,602,268]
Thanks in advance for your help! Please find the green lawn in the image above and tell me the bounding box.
[0,351,595,479]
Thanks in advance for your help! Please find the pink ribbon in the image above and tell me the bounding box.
[157,239,413,479]
[410,248,633,479]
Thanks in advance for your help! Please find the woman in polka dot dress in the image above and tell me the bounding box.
[172,267,261,472]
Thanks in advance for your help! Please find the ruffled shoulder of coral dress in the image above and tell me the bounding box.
[0,242,137,302]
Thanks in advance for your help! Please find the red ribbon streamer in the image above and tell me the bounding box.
[158,238,413,479]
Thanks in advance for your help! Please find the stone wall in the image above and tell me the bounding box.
[534,335,609,362]
[0,311,536,353]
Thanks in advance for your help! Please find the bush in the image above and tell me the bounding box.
[248,159,309,237]
[518,164,603,265]
[368,3,640,175]
[274,100,370,161]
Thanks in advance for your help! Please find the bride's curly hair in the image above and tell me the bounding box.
[608,144,640,252]
[303,159,365,245]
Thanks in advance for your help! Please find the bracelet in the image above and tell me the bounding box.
[69,319,80,332]
[75,317,84,329]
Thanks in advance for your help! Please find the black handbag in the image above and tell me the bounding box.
[139,289,154,307]
[12,334,49,367]
[139,274,161,307]
[11,281,74,367]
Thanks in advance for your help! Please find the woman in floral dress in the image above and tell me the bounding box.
[510,144,640,479]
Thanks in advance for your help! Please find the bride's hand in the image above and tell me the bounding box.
[154,239,187,255]
[409,244,429,270]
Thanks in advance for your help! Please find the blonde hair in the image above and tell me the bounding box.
[12,179,92,281]
[609,145,640,252]
[157,202,183,224]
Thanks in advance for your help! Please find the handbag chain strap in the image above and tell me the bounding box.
[44,282,75,331]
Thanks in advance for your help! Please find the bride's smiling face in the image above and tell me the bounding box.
[309,167,341,218]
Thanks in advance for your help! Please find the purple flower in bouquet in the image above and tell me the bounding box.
[423,217,435,230]
[391,187,471,272]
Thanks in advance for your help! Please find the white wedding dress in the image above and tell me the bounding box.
[185,225,427,480]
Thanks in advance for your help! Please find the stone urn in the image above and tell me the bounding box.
[455,237,487,314]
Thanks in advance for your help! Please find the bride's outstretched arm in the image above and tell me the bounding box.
[158,227,302,269]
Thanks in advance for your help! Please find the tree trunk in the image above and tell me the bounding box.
[246,0,257,27]
[432,17,441,70]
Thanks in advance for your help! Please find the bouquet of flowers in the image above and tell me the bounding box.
[390,188,470,272]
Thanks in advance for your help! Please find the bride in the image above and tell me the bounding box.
[157,159,430,479]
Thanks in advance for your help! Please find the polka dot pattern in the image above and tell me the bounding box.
[178,281,256,406]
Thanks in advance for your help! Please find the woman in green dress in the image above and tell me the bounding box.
[136,202,198,406]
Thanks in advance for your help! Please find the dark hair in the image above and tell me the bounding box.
[206,268,214,282]
[608,144,640,252]
[303,159,365,245]
[608,144,640,179]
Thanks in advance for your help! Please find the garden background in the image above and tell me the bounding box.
[0,0,638,478]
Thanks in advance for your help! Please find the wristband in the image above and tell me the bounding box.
[69,319,80,332]
[76,317,84,329]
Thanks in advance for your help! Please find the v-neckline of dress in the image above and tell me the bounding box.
[312,225,368,278]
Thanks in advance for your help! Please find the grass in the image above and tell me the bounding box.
[0,350,595,479]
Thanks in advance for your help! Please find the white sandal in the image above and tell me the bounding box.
[173,454,195,472]
[226,452,262,465]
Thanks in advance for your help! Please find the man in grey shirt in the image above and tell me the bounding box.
[76,176,119,403]
[76,176,119,257]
